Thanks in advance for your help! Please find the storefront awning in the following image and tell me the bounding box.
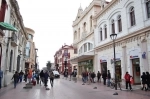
[0,22,18,31]
[70,51,94,64]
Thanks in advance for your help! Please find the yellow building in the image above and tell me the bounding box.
[25,27,36,70]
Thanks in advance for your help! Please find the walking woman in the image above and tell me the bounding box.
[141,72,147,91]
[49,72,54,87]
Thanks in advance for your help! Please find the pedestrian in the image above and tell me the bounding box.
[49,72,54,87]
[44,71,49,88]
[11,71,19,88]
[40,70,44,85]
[141,72,147,91]
[88,71,92,85]
[124,72,132,91]
[35,71,40,84]
[107,70,111,87]
[102,71,107,85]
[0,69,3,89]
[82,71,86,85]
[19,70,24,82]
[24,71,28,82]
[91,72,96,83]
[97,71,101,83]
[73,70,77,83]
[69,72,72,81]
[146,72,150,90]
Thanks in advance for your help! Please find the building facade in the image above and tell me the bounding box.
[54,44,77,74]
[0,0,29,86]
[70,0,102,77]
[94,0,150,84]
[25,27,36,70]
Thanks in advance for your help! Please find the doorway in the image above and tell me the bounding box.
[116,61,121,80]
[101,62,107,73]
[132,58,141,84]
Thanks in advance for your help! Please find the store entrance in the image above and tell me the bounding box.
[101,62,107,73]
[116,61,121,81]
[132,58,141,84]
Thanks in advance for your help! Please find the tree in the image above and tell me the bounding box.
[46,61,51,71]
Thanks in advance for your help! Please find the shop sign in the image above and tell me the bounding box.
[142,52,146,59]
[130,56,138,59]
[100,59,107,63]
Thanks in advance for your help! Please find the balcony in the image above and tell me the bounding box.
[11,32,17,47]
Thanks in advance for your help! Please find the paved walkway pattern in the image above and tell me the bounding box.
[0,77,150,99]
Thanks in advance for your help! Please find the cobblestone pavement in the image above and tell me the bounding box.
[0,77,150,99]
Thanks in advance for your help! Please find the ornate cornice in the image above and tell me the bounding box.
[10,0,28,40]
[95,26,150,52]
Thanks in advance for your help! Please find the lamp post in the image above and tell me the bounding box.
[110,33,117,91]
[35,48,38,70]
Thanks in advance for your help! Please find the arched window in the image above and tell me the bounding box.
[84,43,87,52]
[130,7,136,26]
[9,50,13,72]
[118,15,122,32]
[146,0,150,18]
[83,22,86,32]
[90,16,92,30]
[104,25,107,39]
[74,31,77,40]
[111,19,115,34]
[78,28,80,39]
[100,28,103,41]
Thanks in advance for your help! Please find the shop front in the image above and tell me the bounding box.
[100,60,107,73]
[131,58,141,84]
[78,59,93,75]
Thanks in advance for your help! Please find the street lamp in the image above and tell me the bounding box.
[110,33,117,91]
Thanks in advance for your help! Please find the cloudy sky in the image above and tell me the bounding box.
[17,0,111,69]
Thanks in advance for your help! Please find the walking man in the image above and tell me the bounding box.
[49,72,54,87]
[11,71,19,88]
[0,69,3,89]
[97,71,101,82]
[107,70,111,87]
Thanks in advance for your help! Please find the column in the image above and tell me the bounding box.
[13,46,18,72]
[121,46,127,79]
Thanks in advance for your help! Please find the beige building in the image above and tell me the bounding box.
[70,0,102,77]
[25,27,36,70]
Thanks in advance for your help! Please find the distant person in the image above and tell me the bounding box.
[19,70,24,82]
[124,72,132,90]
[97,71,101,83]
[49,72,55,87]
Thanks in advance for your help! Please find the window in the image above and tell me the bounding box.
[78,28,80,39]
[100,28,103,41]
[88,43,93,51]
[118,15,122,32]
[104,25,107,39]
[26,42,30,48]
[130,7,136,26]
[26,49,30,57]
[146,0,150,18]
[84,43,87,52]
[28,34,33,39]
[74,49,77,54]
[9,50,13,72]
[111,19,115,34]
[90,16,92,30]
[83,22,86,32]
[74,31,77,40]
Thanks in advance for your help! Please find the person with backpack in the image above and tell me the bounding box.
[124,72,132,90]
[49,72,55,87]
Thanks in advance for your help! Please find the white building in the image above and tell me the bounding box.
[70,0,102,77]
[0,0,28,86]
[94,0,150,84]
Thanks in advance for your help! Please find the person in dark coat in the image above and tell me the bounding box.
[40,70,44,84]
[146,72,150,90]
[141,72,147,91]
[44,71,49,87]
[97,71,101,82]
[102,71,107,85]
[11,71,19,88]
[107,70,111,87]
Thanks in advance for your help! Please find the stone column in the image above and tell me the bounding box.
[13,46,18,72]
[121,45,127,79]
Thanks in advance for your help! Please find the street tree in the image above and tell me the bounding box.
[46,61,52,71]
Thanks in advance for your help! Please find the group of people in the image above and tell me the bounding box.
[63,70,77,82]
[39,70,55,88]
[11,69,55,89]
[141,72,150,91]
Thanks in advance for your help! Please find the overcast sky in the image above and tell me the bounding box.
[17,0,111,69]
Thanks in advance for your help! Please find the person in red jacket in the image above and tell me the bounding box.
[124,72,132,90]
